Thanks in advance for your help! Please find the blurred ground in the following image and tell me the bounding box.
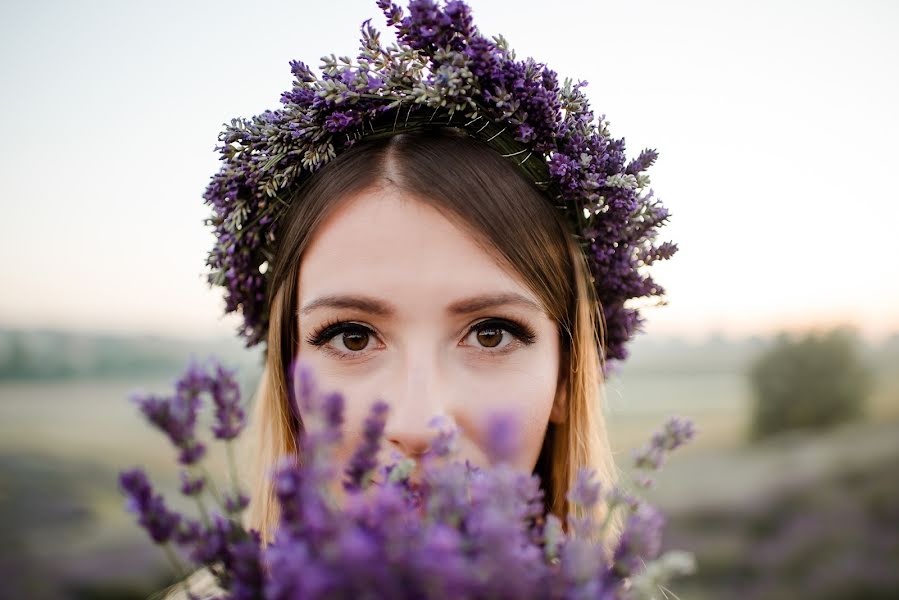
[652,420,899,599]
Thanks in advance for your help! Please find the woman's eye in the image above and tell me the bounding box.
[307,322,377,357]
[469,324,507,348]
[334,328,372,352]
[463,319,534,352]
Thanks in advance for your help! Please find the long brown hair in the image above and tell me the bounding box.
[249,127,621,540]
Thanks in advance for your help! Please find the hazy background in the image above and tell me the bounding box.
[1,0,897,598]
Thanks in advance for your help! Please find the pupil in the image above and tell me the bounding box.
[477,327,502,348]
[343,331,369,351]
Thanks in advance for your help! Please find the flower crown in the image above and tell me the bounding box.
[203,0,677,367]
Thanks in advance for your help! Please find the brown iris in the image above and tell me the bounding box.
[476,326,503,348]
[343,330,369,351]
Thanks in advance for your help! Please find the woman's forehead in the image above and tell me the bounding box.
[297,187,544,316]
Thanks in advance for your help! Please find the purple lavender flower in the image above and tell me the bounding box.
[132,357,247,461]
[188,513,237,567]
[656,416,697,450]
[427,414,460,458]
[224,492,250,514]
[633,416,698,471]
[320,391,345,443]
[561,536,604,588]
[625,148,659,175]
[273,458,337,542]
[173,518,203,549]
[208,362,245,440]
[123,358,696,599]
[119,468,181,544]
[611,503,666,578]
[343,400,390,492]
[567,468,602,509]
[291,358,318,416]
[323,109,363,132]
[175,358,213,400]
[132,391,206,465]
[484,410,521,465]
[228,530,264,600]
[179,471,206,496]
[606,486,640,512]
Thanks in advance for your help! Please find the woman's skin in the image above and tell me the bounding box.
[295,181,567,501]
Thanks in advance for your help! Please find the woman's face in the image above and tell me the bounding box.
[295,183,565,498]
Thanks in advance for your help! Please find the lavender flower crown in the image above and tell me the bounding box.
[203,0,677,364]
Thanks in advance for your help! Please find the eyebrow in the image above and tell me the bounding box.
[298,292,543,317]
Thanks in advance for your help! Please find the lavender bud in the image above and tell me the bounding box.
[119,468,181,544]
[484,410,521,465]
[179,471,206,496]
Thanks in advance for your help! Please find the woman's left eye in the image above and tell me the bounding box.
[462,319,537,353]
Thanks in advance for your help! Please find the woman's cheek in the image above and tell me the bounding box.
[487,355,559,470]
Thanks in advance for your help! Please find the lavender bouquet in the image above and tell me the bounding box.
[120,357,696,599]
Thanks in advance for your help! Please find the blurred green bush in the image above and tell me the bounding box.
[749,328,873,440]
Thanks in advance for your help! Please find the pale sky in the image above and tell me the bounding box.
[1,0,897,342]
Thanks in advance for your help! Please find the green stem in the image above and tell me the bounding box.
[624,467,655,491]
[194,496,211,528]
[199,455,243,527]
[225,440,241,497]
[598,499,624,539]
[199,464,225,508]
[186,466,212,527]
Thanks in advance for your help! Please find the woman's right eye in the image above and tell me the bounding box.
[306,321,378,358]
[332,326,373,352]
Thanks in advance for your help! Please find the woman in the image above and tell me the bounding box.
[163,1,676,596]
[246,127,620,543]
[164,127,622,600]
[163,128,618,597]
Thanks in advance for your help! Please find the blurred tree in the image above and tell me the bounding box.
[0,330,34,378]
[749,328,873,440]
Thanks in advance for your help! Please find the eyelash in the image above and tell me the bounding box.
[304,317,538,361]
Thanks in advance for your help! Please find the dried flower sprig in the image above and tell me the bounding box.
[120,357,696,599]
[631,416,697,488]
[203,0,677,369]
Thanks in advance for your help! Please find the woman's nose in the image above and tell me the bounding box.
[382,359,450,459]
[387,431,432,458]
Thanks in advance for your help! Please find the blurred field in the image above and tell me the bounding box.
[0,331,897,598]
[603,340,899,600]
[0,373,260,599]
[649,419,899,600]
